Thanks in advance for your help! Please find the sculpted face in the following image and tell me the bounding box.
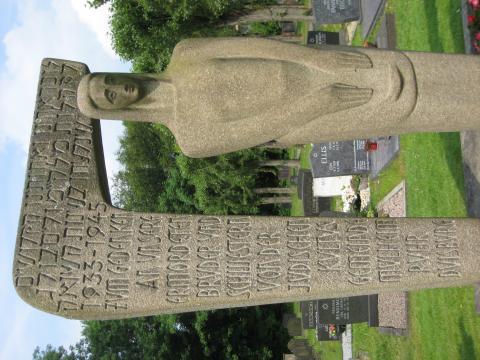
[88,73,144,110]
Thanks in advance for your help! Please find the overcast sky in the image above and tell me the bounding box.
[0,0,129,358]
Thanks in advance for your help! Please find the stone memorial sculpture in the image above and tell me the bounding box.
[78,37,480,158]
[13,41,480,321]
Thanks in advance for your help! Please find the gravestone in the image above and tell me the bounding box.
[297,170,331,216]
[310,141,370,178]
[312,0,361,24]
[317,323,342,341]
[307,31,344,45]
[300,300,317,329]
[317,295,379,326]
[12,58,480,320]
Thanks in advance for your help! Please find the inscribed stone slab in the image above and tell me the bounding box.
[13,59,480,320]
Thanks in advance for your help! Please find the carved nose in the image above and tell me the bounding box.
[125,84,135,93]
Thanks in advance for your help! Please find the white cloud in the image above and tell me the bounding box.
[0,0,129,183]
[0,1,131,358]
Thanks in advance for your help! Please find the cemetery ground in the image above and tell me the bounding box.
[289,0,480,358]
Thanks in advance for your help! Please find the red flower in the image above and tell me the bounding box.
[469,0,480,8]
[468,15,476,25]
[475,32,480,40]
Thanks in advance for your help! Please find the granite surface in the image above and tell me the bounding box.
[13,57,480,320]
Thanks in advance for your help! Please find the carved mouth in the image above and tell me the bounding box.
[392,66,405,101]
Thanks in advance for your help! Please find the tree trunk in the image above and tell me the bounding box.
[226,6,313,25]
[260,159,300,168]
[254,187,297,194]
[259,196,292,204]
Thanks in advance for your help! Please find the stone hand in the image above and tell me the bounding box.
[334,50,373,69]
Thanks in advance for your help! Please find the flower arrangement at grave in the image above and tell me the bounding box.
[468,0,480,52]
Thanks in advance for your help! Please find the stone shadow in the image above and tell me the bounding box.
[439,132,467,205]
[423,0,444,52]
[458,316,477,360]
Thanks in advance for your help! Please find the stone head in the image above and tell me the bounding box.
[77,73,148,119]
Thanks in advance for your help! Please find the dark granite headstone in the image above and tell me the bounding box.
[316,323,342,341]
[317,295,379,326]
[300,300,318,329]
[312,0,360,24]
[307,31,340,45]
[310,140,371,178]
[281,21,297,34]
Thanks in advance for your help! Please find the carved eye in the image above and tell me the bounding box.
[104,76,114,85]
[105,89,117,104]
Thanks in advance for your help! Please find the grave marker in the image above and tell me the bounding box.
[12,58,480,320]
[312,0,361,24]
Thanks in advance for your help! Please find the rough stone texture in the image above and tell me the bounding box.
[378,292,408,330]
[13,58,480,321]
[76,38,480,158]
[375,181,408,331]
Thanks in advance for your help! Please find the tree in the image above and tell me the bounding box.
[89,0,281,72]
[34,306,291,359]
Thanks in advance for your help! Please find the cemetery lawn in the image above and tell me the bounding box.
[355,1,480,359]
[292,0,480,359]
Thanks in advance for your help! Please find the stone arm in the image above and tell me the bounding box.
[170,37,373,74]
[176,84,372,158]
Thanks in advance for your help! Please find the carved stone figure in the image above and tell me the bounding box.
[77,38,480,158]
[12,58,480,321]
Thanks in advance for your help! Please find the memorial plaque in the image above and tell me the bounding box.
[307,31,341,46]
[317,324,342,341]
[310,140,371,178]
[301,300,318,329]
[12,58,480,321]
[312,0,361,24]
[317,295,379,325]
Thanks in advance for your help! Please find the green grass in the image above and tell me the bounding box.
[369,155,405,207]
[353,1,479,359]
[299,144,312,169]
[292,302,343,360]
[402,133,467,217]
[289,1,480,359]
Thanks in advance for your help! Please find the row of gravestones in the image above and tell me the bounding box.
[283,295,378,343]
[312,0,387,40]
